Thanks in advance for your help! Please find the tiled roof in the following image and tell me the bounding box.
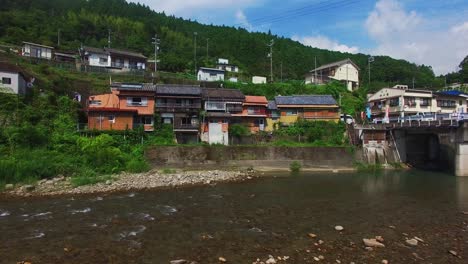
[275,95,337,105]
[156,84,202,95]
[310,58,360,72]
[244,95,268,105]
[202,88,245,100]
[111,83,157,92]
[0,62,28,79]
[267,100,277,110]
[83,47,147,59]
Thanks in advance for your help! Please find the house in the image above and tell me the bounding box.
[0,62,29,95]
[305,58,360,91]
[87,83,155,131]
[155,84,202,144]
[368,86,434,118]
[80,47,147,71]
[232,96,268,133]
[200,88,245,145]
[433,90,467,114]
[21,42,54,60]
[54,51,77,63]
[273,95,340,126]
[252,76,267,84]
[197,67,225,82]
[265,100,280,131]
[216,58,239,73]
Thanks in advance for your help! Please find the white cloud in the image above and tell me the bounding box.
[235,9,253,30]
[365,0,468,75]
[292,35,360,54]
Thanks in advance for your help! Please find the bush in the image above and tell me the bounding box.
[126,158,150,173]
[229,124,251,137]
[70,169,112,187]
[290,161,302,173]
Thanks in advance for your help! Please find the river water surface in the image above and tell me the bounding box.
[1,170,468,263]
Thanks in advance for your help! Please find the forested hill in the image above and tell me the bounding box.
[0,0,444,89]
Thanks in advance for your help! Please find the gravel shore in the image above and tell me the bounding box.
[3,169,256,197]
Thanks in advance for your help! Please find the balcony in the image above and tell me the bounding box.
[157,103,200,109]
[173,123,199,131]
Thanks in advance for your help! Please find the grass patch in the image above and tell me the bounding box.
[70,169,113,187]
[161,168,176,174]
[290,161,302,173]
[389,162,405,169]
[354,161,383,172]
[126,158,150,173]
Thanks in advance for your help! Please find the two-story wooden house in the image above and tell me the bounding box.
[87,83,155,131]
[155,85,202,143]
[273,95,340,126]
[232,96,268,133]
[305,58,360,91]
[200,88,245,145]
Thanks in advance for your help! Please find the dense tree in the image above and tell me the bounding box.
[0,0,446,89]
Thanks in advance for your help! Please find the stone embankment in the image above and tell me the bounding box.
[3,169,255,197]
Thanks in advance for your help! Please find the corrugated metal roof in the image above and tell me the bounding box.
[83,47,147,59]
[202,88,245,100]
[436,90,468,97]
[111,83,157,92]
[22,41,54,49]
[156,84,202,95]
[275,95,337,105]
[267,100,277,110]
[0,62,28,79]
[310,58,360,72]
[199,67,225,72]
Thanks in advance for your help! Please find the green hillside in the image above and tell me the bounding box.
[0,0,445,90]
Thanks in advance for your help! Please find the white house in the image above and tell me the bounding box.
[305,58,360,91]
[252,76,267,84]
[216,58,239,73]
[81,47,147,71]
[197,67,225,82]
[21,42,54,60]
[0,62,29,95]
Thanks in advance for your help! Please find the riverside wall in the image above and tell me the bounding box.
[146,146,359,170]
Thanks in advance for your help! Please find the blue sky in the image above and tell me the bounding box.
[131,0,468,74]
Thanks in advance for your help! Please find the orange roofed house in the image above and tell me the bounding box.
[232,95,268,133]
[87,83,155,131]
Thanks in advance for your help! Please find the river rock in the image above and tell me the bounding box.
[448,250,457,256]
[335,225,344,231]
[218,257,226,262]
[22,185,35,192]
[308,233,317,238]
[170,260,188,264]
[405,239,418,247]
[265,256,276,264]
[363,238,385,248]
[382,260,388,264]
[375,236,384,242]
[5,184,14,190]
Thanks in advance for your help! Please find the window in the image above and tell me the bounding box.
[405,97,416,107]
[437,100,456,108]
[210,73,217,77]
[286,109,298,116]
[420,98,431,107]
[99,57,108,64]
[127,97,148,106]
[181,117,191,125]
[143,116,153,125]
[108,115,115,123]
[1,77,11,85]
[89,100,102,106]
[389,98,399,107]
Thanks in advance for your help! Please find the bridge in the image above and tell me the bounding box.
[352,119,468,177]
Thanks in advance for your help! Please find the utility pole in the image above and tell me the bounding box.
[368,56,374,88]
[194,32,198,75]
[206,38,209,60]
[267,39,274,83]
[412,77,415,89]
[280,61,283,82]
[152,34,160,75]
[314,56,317,85]
[57,29,61,47]
[108,29,111,48]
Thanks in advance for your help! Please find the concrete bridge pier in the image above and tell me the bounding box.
[455,123,468,177]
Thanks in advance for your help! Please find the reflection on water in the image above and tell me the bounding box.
[1,170,467,263]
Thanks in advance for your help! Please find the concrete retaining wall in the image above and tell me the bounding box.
[146,146,357,169]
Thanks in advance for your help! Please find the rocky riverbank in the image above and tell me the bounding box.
[2,169,256,197]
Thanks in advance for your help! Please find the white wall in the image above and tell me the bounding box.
[0,72,26,95]
[88,53,111,67]
[197,70,225,82]
[252,76,267,84]
[332,63,359,84]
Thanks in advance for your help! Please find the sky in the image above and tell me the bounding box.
[130,0,468,75]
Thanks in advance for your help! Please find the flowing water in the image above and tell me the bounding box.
[1,170,468,263]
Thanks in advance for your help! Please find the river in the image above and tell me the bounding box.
[1,170,467,263]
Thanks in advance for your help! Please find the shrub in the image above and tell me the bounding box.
[229,124,251,137]
[126,158,150,173]
[290,161,302,173]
